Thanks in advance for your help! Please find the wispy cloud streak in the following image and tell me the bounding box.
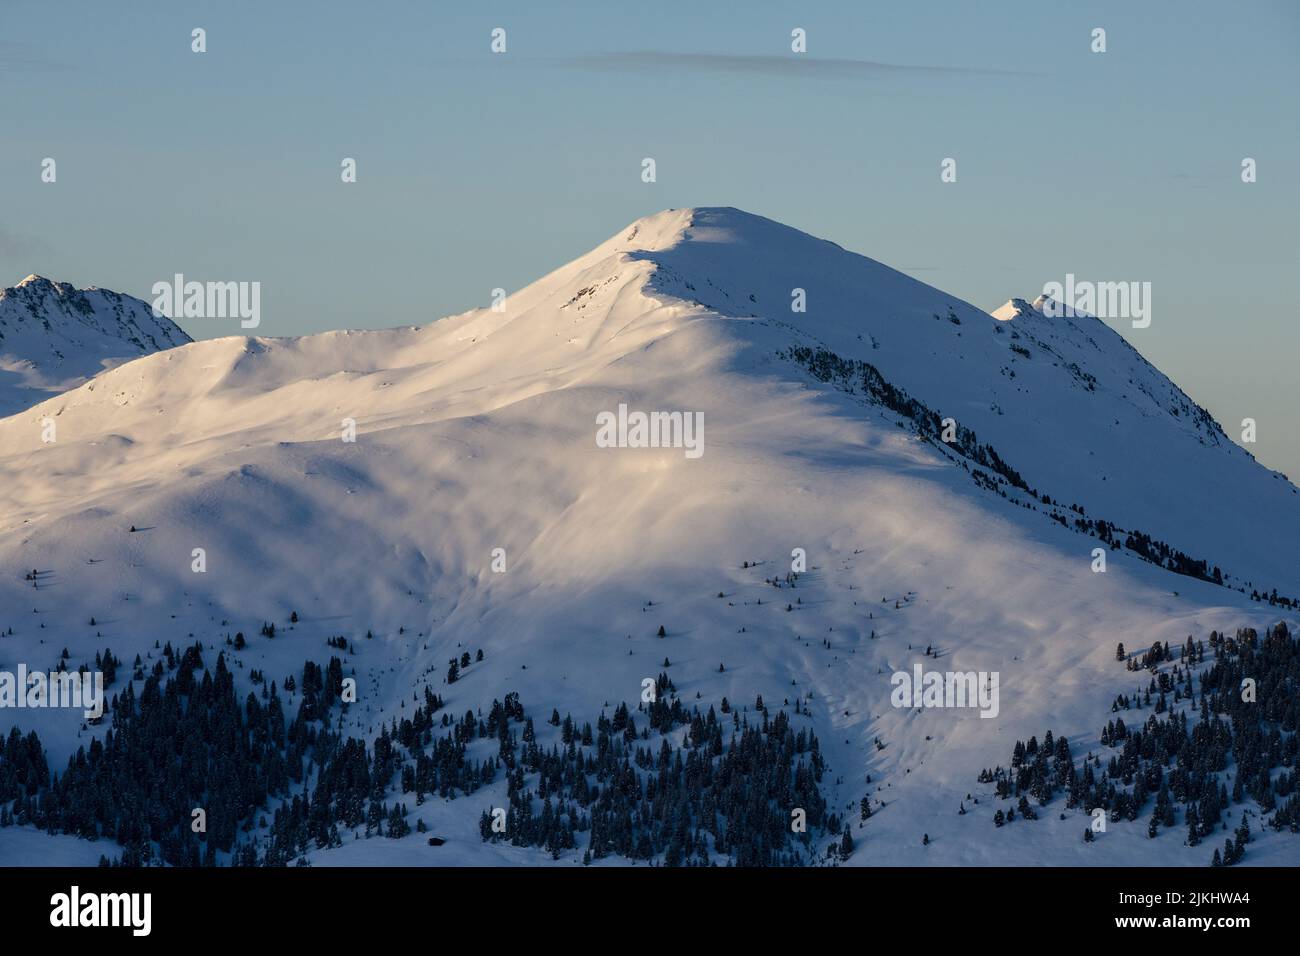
[548,51,1034,79]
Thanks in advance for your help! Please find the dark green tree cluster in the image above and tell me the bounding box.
[980,622,1300,864]
[2,636,832,867]
[480,691,829,867]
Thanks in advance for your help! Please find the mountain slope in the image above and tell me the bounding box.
[628,210,1299,598]
[0,208,1295,867]
[0,275,191,416]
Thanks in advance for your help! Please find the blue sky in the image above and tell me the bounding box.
[3,0,1297,476]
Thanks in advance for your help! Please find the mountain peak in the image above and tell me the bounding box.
[991,296,1062,321]
[991,297,1034,321]
[604,207,841,259]
[4,274,64,298]
[0,276,192,416]
[991,294,1095,322]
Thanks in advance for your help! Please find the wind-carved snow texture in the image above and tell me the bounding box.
[0,275,191,417]
[0,208,1296,866]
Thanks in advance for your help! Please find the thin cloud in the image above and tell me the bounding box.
[550,51,1034,79]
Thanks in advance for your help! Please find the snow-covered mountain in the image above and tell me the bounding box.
[0,208,1296,867]
[0,275,191,416]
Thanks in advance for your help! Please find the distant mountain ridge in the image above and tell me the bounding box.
[0,274,191,416]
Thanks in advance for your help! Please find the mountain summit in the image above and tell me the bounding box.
[0,275,191,416]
